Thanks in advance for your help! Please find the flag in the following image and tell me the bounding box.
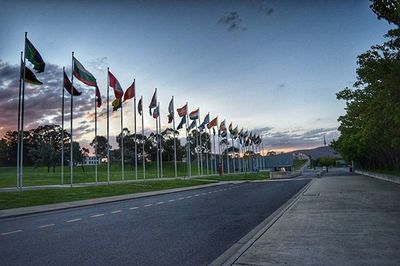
[189,108,199,120]
[123,80,135,102]
[112,98,122,111]
[95,86,102,108]
[168,97,174,123]
[219,120,226,131]
[199,113,210,130]
[149,89,157,115]
[187,120,196,131]
[138,97,143,115]
[63,70,81,96]
[24,66,43,85]
[177,104,187,117]
[73,57,97,87]
[108,71,124,99]
[213,127,216,136]
[228,123,233,134]
[177,115,186,130]
[152,104,159,119]
[207,116,218,129]
[25,37,45,73]
[233,126,239,138]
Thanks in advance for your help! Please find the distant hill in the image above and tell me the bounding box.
[292,146,341,160]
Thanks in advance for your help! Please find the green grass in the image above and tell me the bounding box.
[202,172,269,181]
[0,161,209,188]
[293,159,308,170]
[0,179,213,210]
[367,169,400,177]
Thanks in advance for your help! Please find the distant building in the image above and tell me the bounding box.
[78,156,100,166]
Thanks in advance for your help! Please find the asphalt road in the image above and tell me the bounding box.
[0,179,310,266]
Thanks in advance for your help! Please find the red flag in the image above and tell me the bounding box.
[95,86,102,108]
[108,71,124,99]
[177,104,187,117]
[207,116,218,129]
[63,71,81,96]
[123,80,135,102]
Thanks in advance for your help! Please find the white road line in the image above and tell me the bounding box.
[208,192,212,194]
[66,218,82,223]
[178,197,185,200]
[91,214,104,218]
[201,193,207,196]
[156,201,165,205]
[144,204,153,207]
[1,230,22,236]
[129,207,139,210]
[194,194,200,197]
[111,210,122,214]
[168,199,175,202]
[186,196,192,199]
[38,224,55,229]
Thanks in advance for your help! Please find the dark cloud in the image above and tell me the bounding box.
[218,11,247,32]
[253,0,274,16]
[0,60,95,137]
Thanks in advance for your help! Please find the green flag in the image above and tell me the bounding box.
[25,37,45,73]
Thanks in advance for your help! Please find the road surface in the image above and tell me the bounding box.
[0,179,309,265]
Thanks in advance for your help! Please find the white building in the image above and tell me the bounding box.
[79,156,100,166]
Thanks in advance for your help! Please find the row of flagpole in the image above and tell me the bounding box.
[16,32,267,190]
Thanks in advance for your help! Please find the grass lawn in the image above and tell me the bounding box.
[202,172,269,181]
[0,161,212,188]
[367,169,400,177]
[0,179,213,210]
[293,159,308,170]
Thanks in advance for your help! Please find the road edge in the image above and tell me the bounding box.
[210,178,315,266]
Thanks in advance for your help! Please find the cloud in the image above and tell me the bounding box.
[0,60,95,137]
[87,57,108,72]
[253,0,274,16]
[250,126,340,151]
[218,11,247,32]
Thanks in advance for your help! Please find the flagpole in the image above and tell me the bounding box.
[196,109,200,176]
[133,79,138,180]
[199,109,203,176]
[106,68,110,184]
[70,52,74,187]
[205,124,209,175]
[158,102,163,178]
[16,51,23,190]
[186,102,190,177]
[213,128,216,175]
[61,67,65,185]
[172,96,177,178]
[19,32,28,190]
[156,109,159,178]
[231,132,235,173]
[94,87,98,184]
[140,96,145,179]
[121,102,124,181]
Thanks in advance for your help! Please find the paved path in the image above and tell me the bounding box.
[0,179,309,265]
[233,169,400,265]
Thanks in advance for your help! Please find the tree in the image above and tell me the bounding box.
[333,0,400,170]
[90,135,110,161]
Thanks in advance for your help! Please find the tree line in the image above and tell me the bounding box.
[332,0,400,170]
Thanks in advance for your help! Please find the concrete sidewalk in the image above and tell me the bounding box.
[230,169,400,265]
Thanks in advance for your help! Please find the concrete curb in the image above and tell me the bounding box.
[210,178,315,266]
[0,181,244,219]
[355,170,400,184]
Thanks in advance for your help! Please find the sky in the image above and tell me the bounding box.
[0,0,394,153]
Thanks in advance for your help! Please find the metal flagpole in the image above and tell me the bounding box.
[196,109,201,176]
[231,133,235,173]
[141,96,146,180]
[121,103,125,181]
[172,96,177,178]
[156,109,160,178]
[94,88,98,184]
[16,51,23,189]
[70,52,74,187]
[213,129,217,175]
[226,128,230,174]
[106,68,110,184]
[61,67,65,185]
[205,126,209,176]
[186,102,191,177]
[133,80,138,180]
[158,102,163,178]
[20,32,28,190]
